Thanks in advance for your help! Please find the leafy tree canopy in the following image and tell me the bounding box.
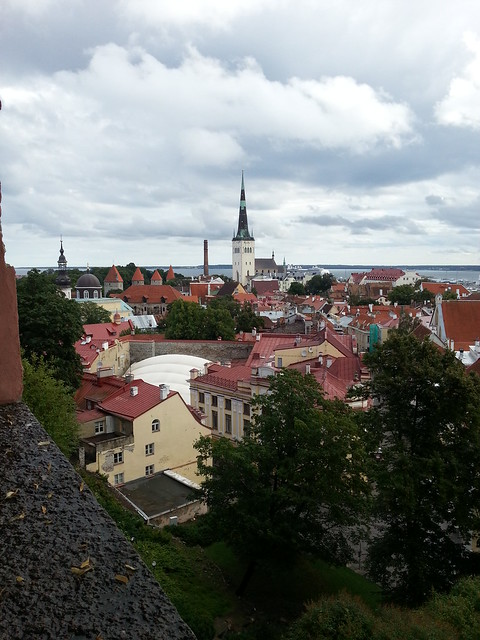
[17,270,84,389]
[78,301,112,324]
[22,354,79,457]
[305,273,335,295]
[195,369,370,594]
[164,299,235,340]
[364,330,480,605]
[288,281,305,295]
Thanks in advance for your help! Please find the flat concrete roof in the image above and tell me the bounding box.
[119,473,196,518]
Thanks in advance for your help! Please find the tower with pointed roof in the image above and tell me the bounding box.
[232,172,255,287]
[103,265,123,296]
[55,239,72,299]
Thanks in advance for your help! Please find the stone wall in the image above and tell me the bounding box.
[0,404,196,640]
[129,337,254,366]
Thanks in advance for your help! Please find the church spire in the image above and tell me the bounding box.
[233,171,254,241]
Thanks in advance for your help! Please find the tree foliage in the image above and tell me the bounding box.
[305,273,335,295]
[288,281,306,295]
[17,270,84,389]
[165,299,235,340]
[22,354,79,457]
[195,370,370,593]
[78,301,112,324]
[364,330,480,605]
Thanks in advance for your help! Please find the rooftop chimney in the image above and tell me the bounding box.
[204,239,209,277]
[159,384,170,400]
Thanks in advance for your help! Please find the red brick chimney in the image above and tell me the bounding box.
[204,239,209,277]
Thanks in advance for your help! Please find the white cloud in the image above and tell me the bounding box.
[436,32,480,129]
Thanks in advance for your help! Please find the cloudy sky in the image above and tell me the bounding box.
[2,0,480,269]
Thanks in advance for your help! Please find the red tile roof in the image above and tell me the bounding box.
[420,282,470,298]
[99,380,175,420]
[75,373,127,407]
[440,300,480,351]
[192,364,253,391]
[166,265,175,281]
[115,285,183,304]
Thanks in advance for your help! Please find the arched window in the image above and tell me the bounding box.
[152,419,160,433]
[83,290,89,299]
[94,290,99,299]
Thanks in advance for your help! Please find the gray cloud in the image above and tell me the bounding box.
[2,0,480,267]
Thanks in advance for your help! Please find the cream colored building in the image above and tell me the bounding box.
[78,379,211,486]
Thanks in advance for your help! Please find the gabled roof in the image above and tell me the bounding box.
[216,281,246,297]
[75,320,133,368]
[75,373,127,407]
[132,267,144,282]
[255,258,277,271]
[99,380,175,420]
[439,300,480,351]
[104,265,123,284]
[234,292,257,304]
[116,285,183,304]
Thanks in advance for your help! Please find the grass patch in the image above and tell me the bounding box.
[81,472,381,639]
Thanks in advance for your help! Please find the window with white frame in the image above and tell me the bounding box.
[113,451,123,465]
[152,419,160,432]
[114,473,124,485]
[94,421,105,434]
[225,414,232,434]
[145,464,154,476]
[145,443,154,456]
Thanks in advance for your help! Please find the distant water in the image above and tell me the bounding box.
[14,265,480,285]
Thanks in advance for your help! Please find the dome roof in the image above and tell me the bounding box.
[76,272,101,288]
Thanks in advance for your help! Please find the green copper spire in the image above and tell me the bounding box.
[233,171,254,241]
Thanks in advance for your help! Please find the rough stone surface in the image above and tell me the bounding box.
[0,404,196,640]
[129,338,253,366]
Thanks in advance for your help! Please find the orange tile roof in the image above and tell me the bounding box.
[132,267,144,282]
[150,269,163,282]
[166,265,175,281]
[104,265,123,283]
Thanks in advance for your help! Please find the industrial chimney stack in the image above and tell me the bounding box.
[203,239,209,276]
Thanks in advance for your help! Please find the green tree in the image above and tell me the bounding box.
[203,305,235,341]
[195,369,370,595]
[22,354,79,457]
[364,330,480,605]
[165,299,204,339]
[17,270,84,389]
[235,301,264,333]
[305,273,334,295]
[387,284,416,305]
[78,301,112,324]
[288,281,306,295]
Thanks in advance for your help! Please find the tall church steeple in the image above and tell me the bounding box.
[233,171,254,241]
[232,172,255,287]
